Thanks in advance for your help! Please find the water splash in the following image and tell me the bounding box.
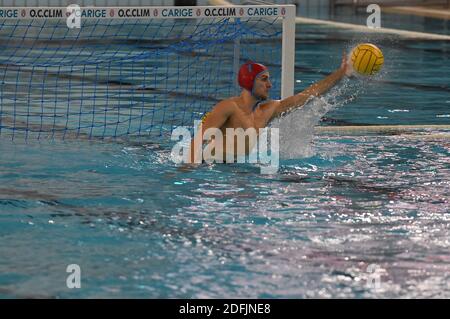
[271,77,364,159]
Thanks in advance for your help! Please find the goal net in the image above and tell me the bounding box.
[0,5,295,140]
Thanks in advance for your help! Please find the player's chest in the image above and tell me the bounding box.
[229,109,267,129]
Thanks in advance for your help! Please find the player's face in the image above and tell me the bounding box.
[253,72,272,100]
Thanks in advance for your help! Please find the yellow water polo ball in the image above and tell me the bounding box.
[351,43,384,76]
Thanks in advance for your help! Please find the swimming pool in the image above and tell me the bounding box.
[0,9,449,298]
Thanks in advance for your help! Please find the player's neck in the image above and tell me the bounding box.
[240,90,259,112]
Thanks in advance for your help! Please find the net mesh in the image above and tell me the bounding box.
[0,15,283,140]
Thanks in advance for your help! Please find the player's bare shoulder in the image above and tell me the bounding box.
[261,99,280,109]
[213,97,239,114]
[258,99,281,122]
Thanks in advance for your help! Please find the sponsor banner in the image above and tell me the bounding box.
[0,6,291,19]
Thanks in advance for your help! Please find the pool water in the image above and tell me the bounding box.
[1,129,448,298]
[1,11,449,298]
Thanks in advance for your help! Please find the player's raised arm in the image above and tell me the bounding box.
[271,52,351,120]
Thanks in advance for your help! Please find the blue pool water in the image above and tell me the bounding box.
[1,129,449,298]
[1,12,449,298]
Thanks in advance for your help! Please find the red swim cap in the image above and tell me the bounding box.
[238,62,268,92]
